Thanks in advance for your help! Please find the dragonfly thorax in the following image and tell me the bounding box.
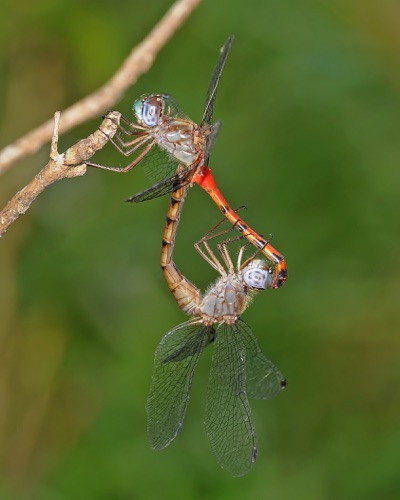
[156,118,204,166]
[134,94,205,167]
[200,274,248,326]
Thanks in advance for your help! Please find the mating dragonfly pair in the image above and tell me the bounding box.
[88,36,287,477]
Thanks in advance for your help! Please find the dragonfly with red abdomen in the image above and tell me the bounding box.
[86,36,288,288]
[152,183,285,476]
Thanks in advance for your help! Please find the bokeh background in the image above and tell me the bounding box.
[1,0,399,498]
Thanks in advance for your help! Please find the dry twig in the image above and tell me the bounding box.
[0,112,121,237]
[0,0,202,174]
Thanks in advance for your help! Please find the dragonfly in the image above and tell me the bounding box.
[150,180,286,476]
[87,36,287,288]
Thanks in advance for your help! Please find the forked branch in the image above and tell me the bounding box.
[0,111,121,237]
[0,0,202,236]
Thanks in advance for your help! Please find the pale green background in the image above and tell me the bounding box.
[0,1,399,498]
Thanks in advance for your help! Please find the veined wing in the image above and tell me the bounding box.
[204,321,257,477]
[201,35,234,127]
[237,318,286,399]
[146,319,215,450]
[126,165,197,203]
[137,142,181,185]
[204,121,222,168]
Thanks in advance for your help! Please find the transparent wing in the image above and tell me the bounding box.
[147,320,215,450]
[204,322,257,477]
[161,94,187,120]
[204,121,223,167]
[237,319,286,399]
[126,165,197,203]
[138,142,181,185]
[201,35,234,127]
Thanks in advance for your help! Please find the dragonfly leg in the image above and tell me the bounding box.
[86,142,154,173]
[194,207,251,275]
[110,132,152,156]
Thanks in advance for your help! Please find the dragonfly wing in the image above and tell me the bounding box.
[204,121,223,167]
[238,319,286,400]
[201,35,234,127]
[139,142,181,184]
[126,166,196,203]
[204,322,257,477]
[147,320,214,450]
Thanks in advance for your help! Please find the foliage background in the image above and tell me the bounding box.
[0,0,399,498]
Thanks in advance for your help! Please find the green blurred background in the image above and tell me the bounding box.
[1,0,399,498]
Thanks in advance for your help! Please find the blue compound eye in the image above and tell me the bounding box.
[242,260,273,290]
[134,94,163,127]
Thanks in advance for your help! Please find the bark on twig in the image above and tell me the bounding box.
[0,111,121,237]
[0,0,202,174]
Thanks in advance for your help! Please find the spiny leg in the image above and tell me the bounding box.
[86,140,154,172]
[115,114,147,135]
[85,112,154,172]
[193,212,243,275]
[110,131,152,156]
[194,207,254,275]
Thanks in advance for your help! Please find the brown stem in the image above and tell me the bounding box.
[0,111,121,237]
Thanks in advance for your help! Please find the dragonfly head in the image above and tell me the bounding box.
[133,94,166,127]
[242,259,273,290]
